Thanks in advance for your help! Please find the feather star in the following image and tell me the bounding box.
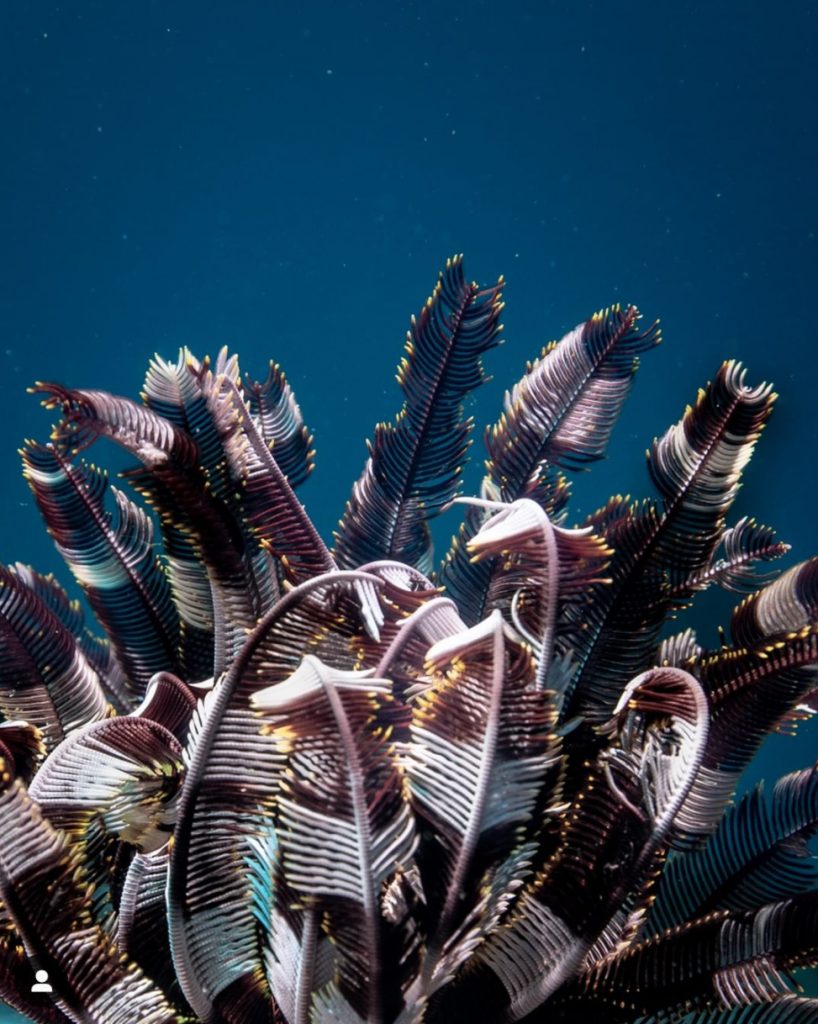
[0,255,816,1024]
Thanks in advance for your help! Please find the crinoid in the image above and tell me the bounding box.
[0,257,816,1024]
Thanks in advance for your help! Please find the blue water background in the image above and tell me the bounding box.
[1,3,817,1020]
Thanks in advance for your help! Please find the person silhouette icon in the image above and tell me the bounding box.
[31,969,52,993]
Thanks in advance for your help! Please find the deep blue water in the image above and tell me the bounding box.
[1,3,817,1020]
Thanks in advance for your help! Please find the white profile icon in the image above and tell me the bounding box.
[31,969,52,993]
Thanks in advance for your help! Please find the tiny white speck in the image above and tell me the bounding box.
[122,233,128,241]
[326,68,333,76]
[715,191,722,198]
[42,32,48,38]
[97,125,103,133]
[580,45,585,52]
[451,129,456,135]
